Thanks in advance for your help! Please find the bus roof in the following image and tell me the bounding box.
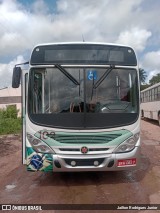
[33,42,134,49]
[141,82,160,92]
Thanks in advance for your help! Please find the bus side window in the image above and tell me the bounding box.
[158,86,160,100]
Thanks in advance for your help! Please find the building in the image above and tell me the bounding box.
[0,87,21,117]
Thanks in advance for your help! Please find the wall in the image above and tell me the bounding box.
[0,87,21,117]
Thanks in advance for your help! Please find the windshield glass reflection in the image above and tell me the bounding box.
[29,67,138,114]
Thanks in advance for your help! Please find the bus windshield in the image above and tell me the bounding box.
[28,66,139,129]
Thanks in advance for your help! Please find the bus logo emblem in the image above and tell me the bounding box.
[81,146,88,154]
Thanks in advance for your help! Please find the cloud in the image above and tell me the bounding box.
[32,0,49,15]
[141,50,160,82]
[142,51,160,70]
[146,69,160,83]
[116,28,152,52]
[0,0,160,86]
[0,55,25,87]
[0,0,151,57]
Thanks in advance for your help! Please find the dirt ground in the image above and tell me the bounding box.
[0,119,160,213]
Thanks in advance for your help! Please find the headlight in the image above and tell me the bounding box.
[114,132,140,153]
[27,133,54,154]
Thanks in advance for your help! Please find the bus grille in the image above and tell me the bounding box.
[59,148,109,152]
[48,133,122,144]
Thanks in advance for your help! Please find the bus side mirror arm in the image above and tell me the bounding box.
[12,66,22,88]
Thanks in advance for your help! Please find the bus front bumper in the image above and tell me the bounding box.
[51,146,141,172]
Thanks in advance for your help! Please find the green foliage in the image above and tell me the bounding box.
[149,73,160,85]
[140,84,150,91]
[0,106,21,135]
[1,105,18,119]
[139,68,147,84]
[0,118,21,135]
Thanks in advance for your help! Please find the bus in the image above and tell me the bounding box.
[12,42,140,172]
[141,82,160,125]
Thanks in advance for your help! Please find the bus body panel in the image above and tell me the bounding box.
[141,102,159,120]
[141,82,160,124]
[21,70,28,164]
[25,114,140,171]
[26,147,140,172]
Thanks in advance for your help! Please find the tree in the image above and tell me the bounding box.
[139,68,147,84]
[140,84,150,91]
[149,73,160,85]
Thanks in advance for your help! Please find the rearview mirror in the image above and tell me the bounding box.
[12,67,22,88]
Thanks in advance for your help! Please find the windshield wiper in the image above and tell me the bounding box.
[55,64,80,85]
[93,65,115,89]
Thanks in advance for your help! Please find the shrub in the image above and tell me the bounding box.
[0,118,22,135]
[0,106,21,135]
[2,105,18,119]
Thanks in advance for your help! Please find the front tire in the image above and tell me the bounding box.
[158,113,160,126]
[141,110,144,118]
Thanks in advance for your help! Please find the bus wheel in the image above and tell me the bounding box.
[158,113,160,126]
[141,110,144,118]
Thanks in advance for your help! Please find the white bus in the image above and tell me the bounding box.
[12,42,140,172]
[141,82,160,125]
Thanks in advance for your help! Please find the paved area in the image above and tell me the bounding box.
[0,119,160,213]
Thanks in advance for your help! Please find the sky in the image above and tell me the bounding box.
[0,0,160,87]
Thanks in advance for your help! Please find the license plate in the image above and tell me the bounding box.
[117,158,136,167]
